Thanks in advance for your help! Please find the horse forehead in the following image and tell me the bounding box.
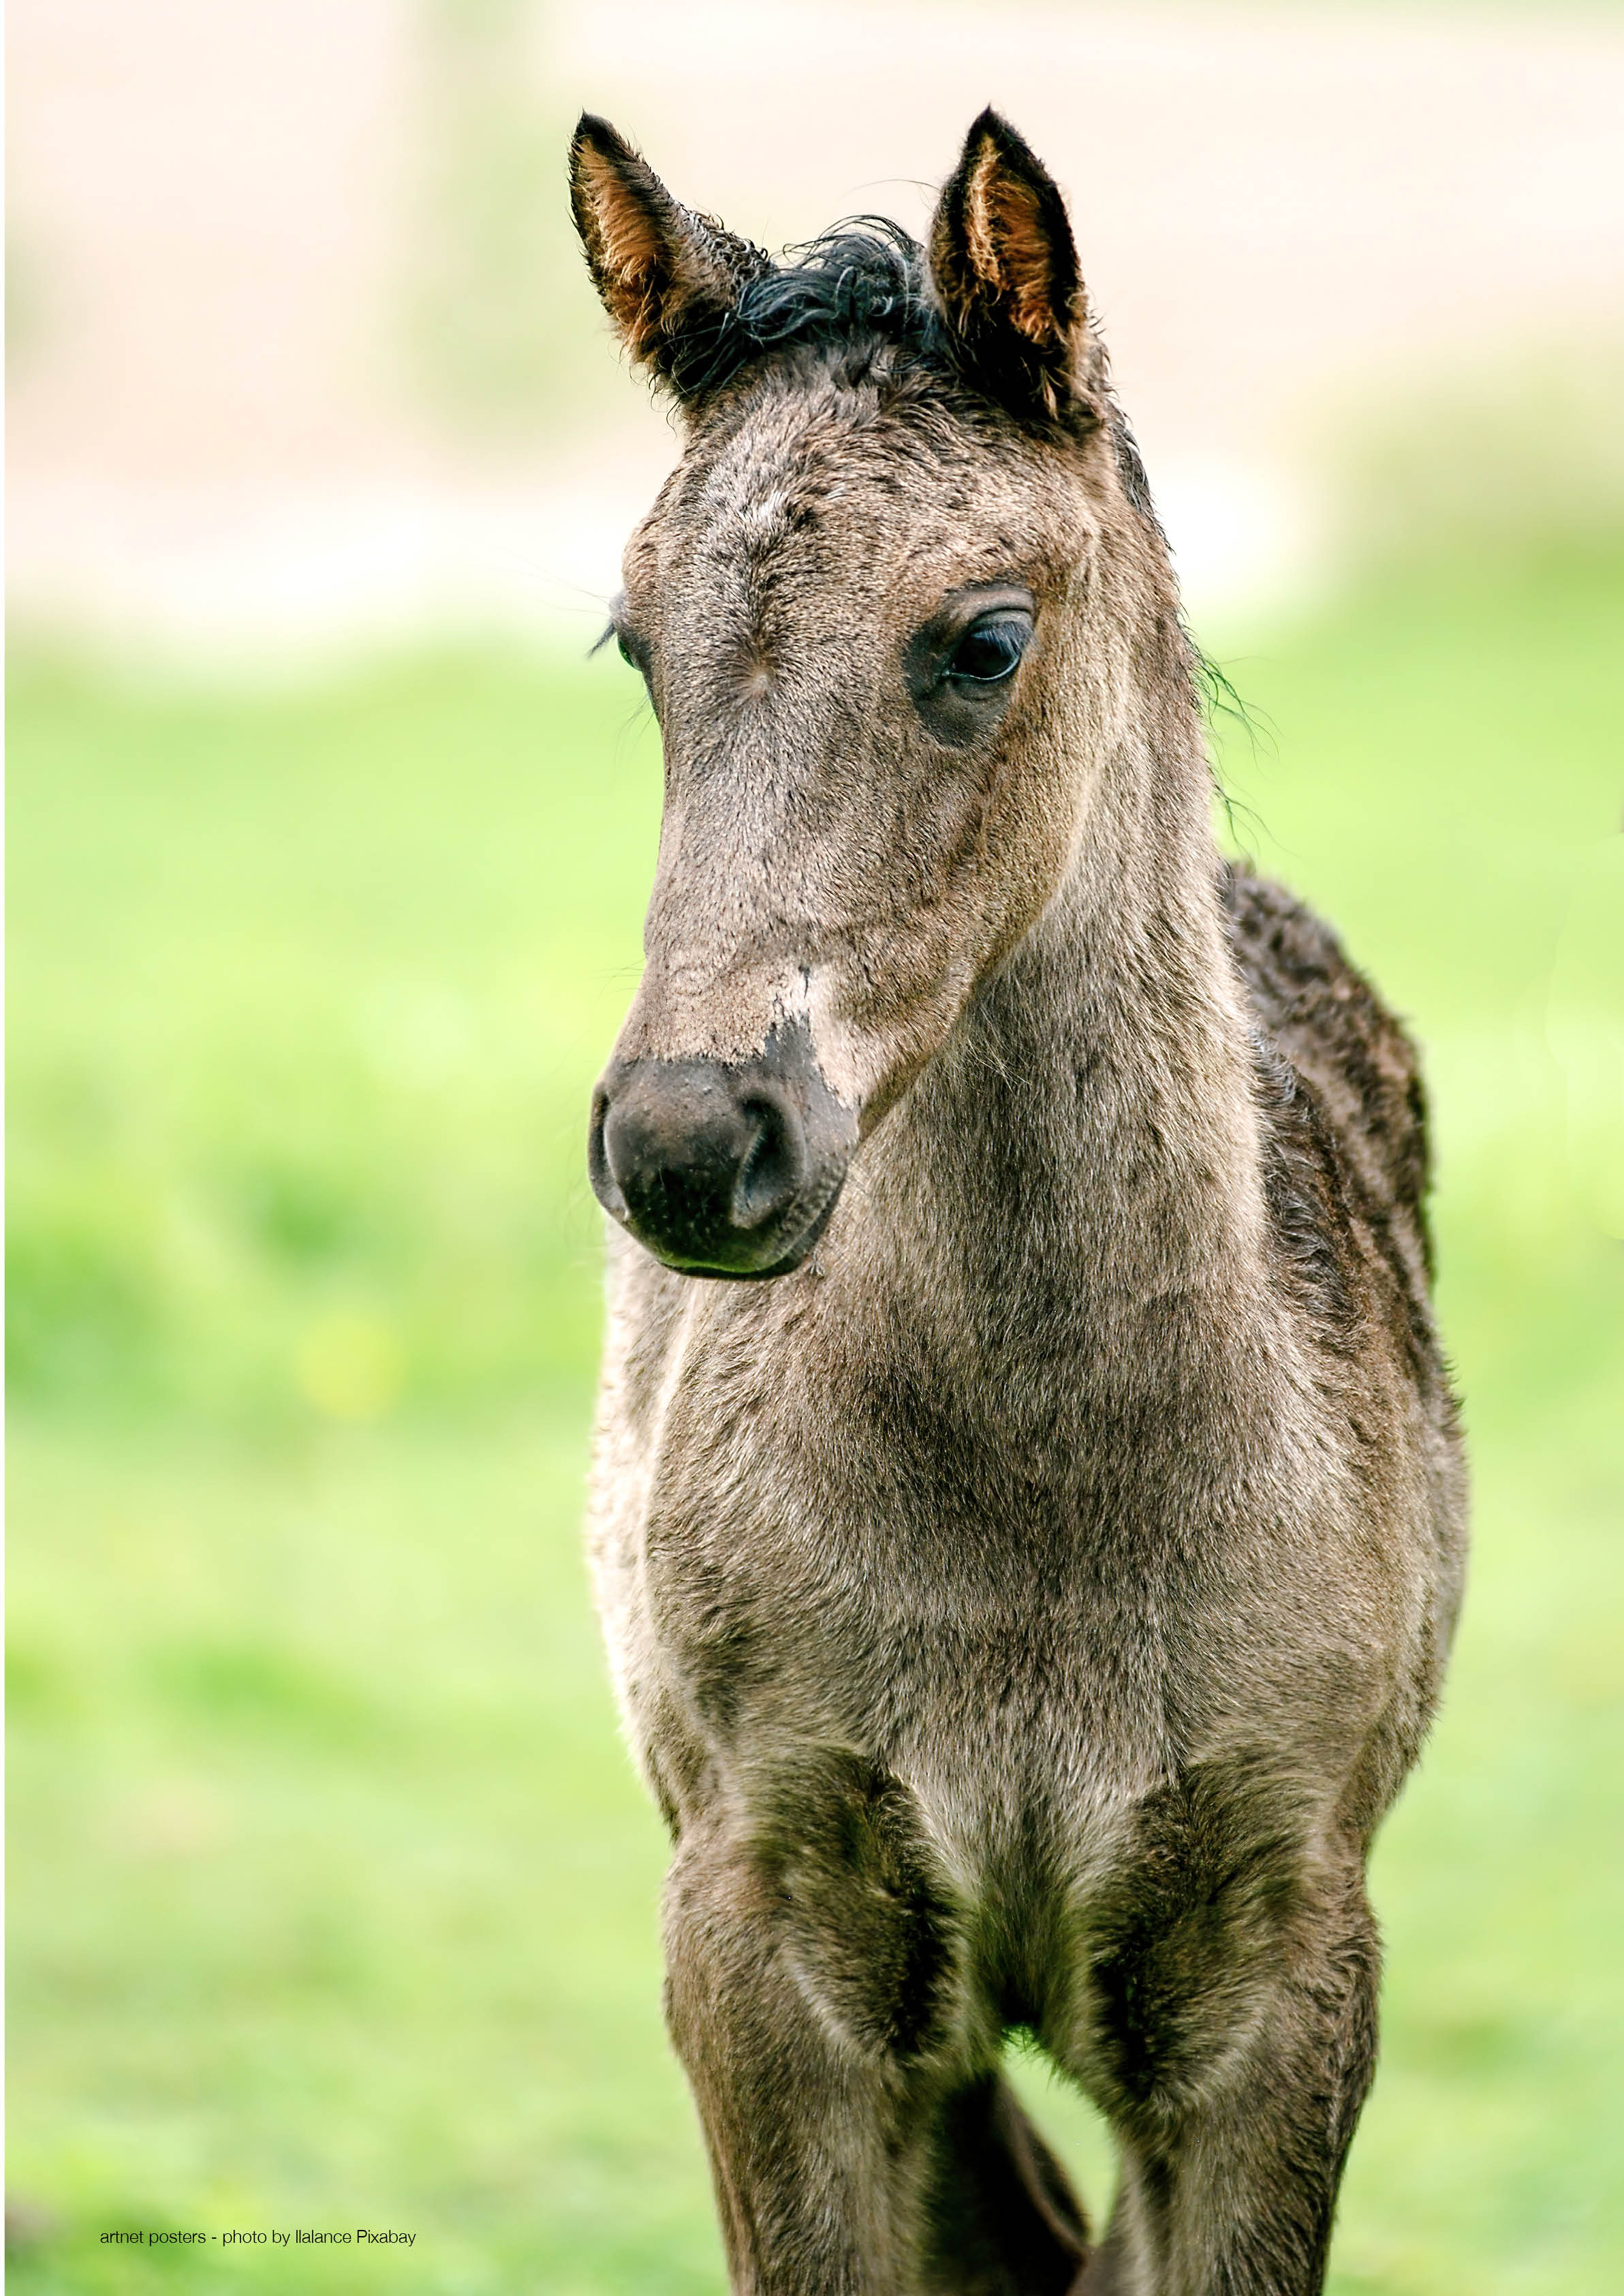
[686,441,824,561]
[679,399,928,578]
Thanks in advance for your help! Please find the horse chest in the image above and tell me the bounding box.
[634,1412,1336,2074]
[635,1350,1205,1804]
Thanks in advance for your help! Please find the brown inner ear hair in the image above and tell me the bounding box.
[571,116,784,395]
[925,108,1092,424]
[572,140,671,360]
[965,144,1068,352]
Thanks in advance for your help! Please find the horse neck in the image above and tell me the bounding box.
[868,696,1270,1372]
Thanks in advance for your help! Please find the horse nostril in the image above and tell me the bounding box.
[587,1031,855,1278]
[587,1086,626,1220]
[731,1096,805,1232]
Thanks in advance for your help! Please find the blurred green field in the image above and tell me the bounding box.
[7,546,1623,2294]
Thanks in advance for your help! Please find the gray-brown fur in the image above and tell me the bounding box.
[571,106,1466,2295]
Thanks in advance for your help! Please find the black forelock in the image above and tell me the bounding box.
[666,215,1156,521]
[665,218,940,398]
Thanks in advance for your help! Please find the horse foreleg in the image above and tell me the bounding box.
[1081,1893,1381,2296]
[662,1822,967,2296]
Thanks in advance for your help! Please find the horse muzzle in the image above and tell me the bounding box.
[588,1019,857,1279]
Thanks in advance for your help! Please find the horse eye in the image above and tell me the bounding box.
[612,625,654,681]
[591,615,648,675]
[946,614,1031,685]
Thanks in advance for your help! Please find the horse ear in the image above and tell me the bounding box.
[928,110,1093,419]
[569,114,766,394]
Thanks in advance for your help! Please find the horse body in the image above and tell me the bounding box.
[573,108,1465,2295]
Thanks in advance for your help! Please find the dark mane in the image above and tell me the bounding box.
[670,219,939,397]
[672,217,1159,522]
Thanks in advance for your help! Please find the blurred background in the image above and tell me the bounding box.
[7,3,1622,2291]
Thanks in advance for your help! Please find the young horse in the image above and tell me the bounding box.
[572,108,1466,2296]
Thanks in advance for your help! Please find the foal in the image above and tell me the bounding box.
[572,108,1465,2295]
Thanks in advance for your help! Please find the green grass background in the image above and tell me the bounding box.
[7,544,1623,2292]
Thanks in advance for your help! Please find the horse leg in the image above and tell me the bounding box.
[918,2072,1091,2295]
[1080,1894,1381,2296]
[661,1822,972,2295]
